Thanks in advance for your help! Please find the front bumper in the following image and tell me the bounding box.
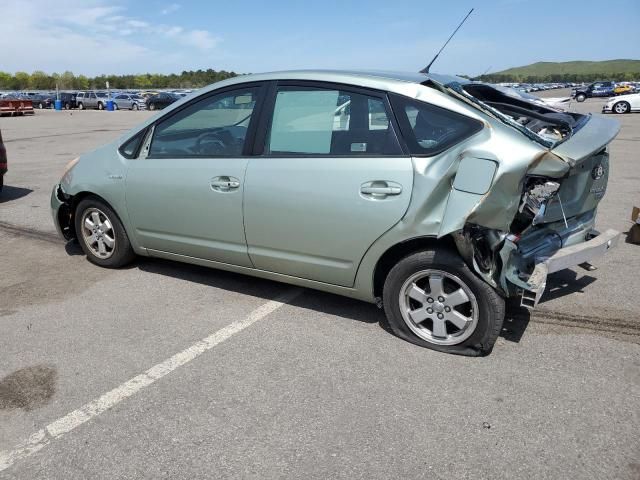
[602,105,613,113]
[51,184,73,240]
[519,228,620,308]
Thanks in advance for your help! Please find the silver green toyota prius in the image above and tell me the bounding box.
[51,70,621,356]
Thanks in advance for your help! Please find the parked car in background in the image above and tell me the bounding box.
[146,92,180,110]
[112,93,146,110]
[573,81,615,102]
[602,92,640,114]
[30,93,55,109]
[613,83,634,95]
[58,92,78,109]
[0,128,6,192]
[77,91,110,110]
[51,70,621,356]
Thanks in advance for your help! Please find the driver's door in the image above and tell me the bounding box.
[125,84,265,266]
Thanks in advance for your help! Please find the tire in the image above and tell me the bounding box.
[382,248,505,356]
[74,197,136,268]
[149,103,156,111]
[38,102,43,109]
[64,103,70,110]
[575,93,586,102]
[133,104,139,111]
[113,103,118,110]
[98,102,104,110]
[613,101,630,114]
[78,102,84,110]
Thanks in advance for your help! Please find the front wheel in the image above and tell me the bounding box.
[382,248,505,356]
[78,102,84,110]
[98,102,104,110]
[75,197,136,268]
[133,103,139,111]
[613,101,630,114]
[149,103,156,111]
[575,93,586,102]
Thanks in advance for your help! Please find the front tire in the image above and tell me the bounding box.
[75,197,136,268]
[575,93,586,102]
[149,103,156,111]
[613,101,630,114]
[382,248,504,356]
[78,102,84,110]
[98,102,104,110]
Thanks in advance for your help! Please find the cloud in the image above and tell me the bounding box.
[161,3,181,15]
[0,0,221,75]
[180,30,219,50]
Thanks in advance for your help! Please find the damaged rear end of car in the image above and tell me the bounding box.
[427,77,621,308]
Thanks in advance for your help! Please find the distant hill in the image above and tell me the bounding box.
[482,59,640,82]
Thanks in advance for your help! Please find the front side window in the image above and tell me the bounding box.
[148,87,260,158]
[265,87,401,156]
[390,94,482,156]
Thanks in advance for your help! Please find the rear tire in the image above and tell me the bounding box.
[78,102,84,110]
[74,197,136,268]
[575,93,586,102]
[149,103,156,111]
[613,101,630,114]
[382,248,504,356]
[133,104,139,111]
[98,102,104,110]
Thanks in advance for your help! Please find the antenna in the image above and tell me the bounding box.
[420,8,474,74]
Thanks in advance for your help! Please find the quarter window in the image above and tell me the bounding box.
[265,87,401,156]
[390,94,483,156]
[148,88,260,158]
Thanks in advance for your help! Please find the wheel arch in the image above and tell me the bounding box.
[372,235,458,299]
[58,191,122,240]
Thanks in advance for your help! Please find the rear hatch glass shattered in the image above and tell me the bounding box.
[423,79,588,148]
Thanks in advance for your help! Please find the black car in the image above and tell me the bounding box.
[30,93,56,109]
[146,92,180,111]
[0,128,6,192]
[58,92,78,109]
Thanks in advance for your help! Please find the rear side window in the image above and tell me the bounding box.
[390,94,482,156]
[265,87,402,156]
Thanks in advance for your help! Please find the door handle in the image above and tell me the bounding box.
[360,181,402,198]
[211,176,240,192]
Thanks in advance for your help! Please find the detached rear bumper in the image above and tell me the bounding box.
[520,228,620,308]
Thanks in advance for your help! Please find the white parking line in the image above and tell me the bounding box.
[0,288,302,473]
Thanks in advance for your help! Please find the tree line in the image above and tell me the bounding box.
[478,72,640,83]
[0,69,238,91]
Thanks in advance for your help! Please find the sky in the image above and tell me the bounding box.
[0,0,638,77]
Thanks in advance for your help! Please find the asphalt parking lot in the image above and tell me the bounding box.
[1,94,639,479]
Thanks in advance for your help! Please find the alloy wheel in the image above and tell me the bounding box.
[399,269,479,346]
[80,208,116,259]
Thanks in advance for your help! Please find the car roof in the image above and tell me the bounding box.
[201,70,468,95]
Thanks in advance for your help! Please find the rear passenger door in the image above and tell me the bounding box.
[243,82,413,287]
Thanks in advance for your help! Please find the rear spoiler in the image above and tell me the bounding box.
[551,115,620,164]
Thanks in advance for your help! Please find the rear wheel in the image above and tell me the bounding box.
[64,103,70,110]
[133,103,139,111]
[613,101,630,114]
[38,102,44,109]
[75,197,136,268]
[98,102,104,110]
[382,248,504,356]
[78,102,84,110]
[575,93,586,102]
[149,103,156,111]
